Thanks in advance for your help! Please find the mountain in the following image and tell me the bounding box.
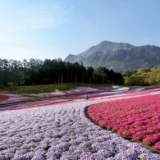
[64,41,160,73]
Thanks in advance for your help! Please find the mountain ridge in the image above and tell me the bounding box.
[64,41,160,73]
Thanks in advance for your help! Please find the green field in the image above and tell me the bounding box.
[0,83,109,95]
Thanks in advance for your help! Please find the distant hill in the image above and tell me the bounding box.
[64,41,160,73]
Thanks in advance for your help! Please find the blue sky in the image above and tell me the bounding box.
[0,0,160,61]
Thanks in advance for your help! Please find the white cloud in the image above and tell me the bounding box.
[0,1,72,54]
[18,5,66,30]
[0,3,68,32]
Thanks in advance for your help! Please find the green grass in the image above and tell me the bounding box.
[0,83,110,95]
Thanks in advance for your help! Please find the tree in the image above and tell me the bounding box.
[87,67,94,84]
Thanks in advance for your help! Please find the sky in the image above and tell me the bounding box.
[0,0,160,61]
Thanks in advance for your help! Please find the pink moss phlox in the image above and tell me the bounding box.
[87,94,160,151]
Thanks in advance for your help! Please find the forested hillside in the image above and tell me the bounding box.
[0,58,124,87]
[124,67,160,86]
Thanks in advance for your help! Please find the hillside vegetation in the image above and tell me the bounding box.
[124,67,160,86]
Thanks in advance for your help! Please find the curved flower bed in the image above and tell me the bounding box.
[87,94,160,151]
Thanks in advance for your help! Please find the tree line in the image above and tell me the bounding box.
[0,58,124,87]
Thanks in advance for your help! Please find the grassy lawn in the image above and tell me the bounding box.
[0,83,109,95]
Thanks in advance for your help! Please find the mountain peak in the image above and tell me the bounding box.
[64,40,160,73]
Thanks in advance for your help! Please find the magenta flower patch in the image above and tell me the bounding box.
[87,94,160,151]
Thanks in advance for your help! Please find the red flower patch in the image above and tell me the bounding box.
[0,95,9,102]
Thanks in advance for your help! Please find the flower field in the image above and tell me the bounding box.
[0,98,160,160]
[0,94,29,104]
[87,93,160,152]
[0,86,160,159]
